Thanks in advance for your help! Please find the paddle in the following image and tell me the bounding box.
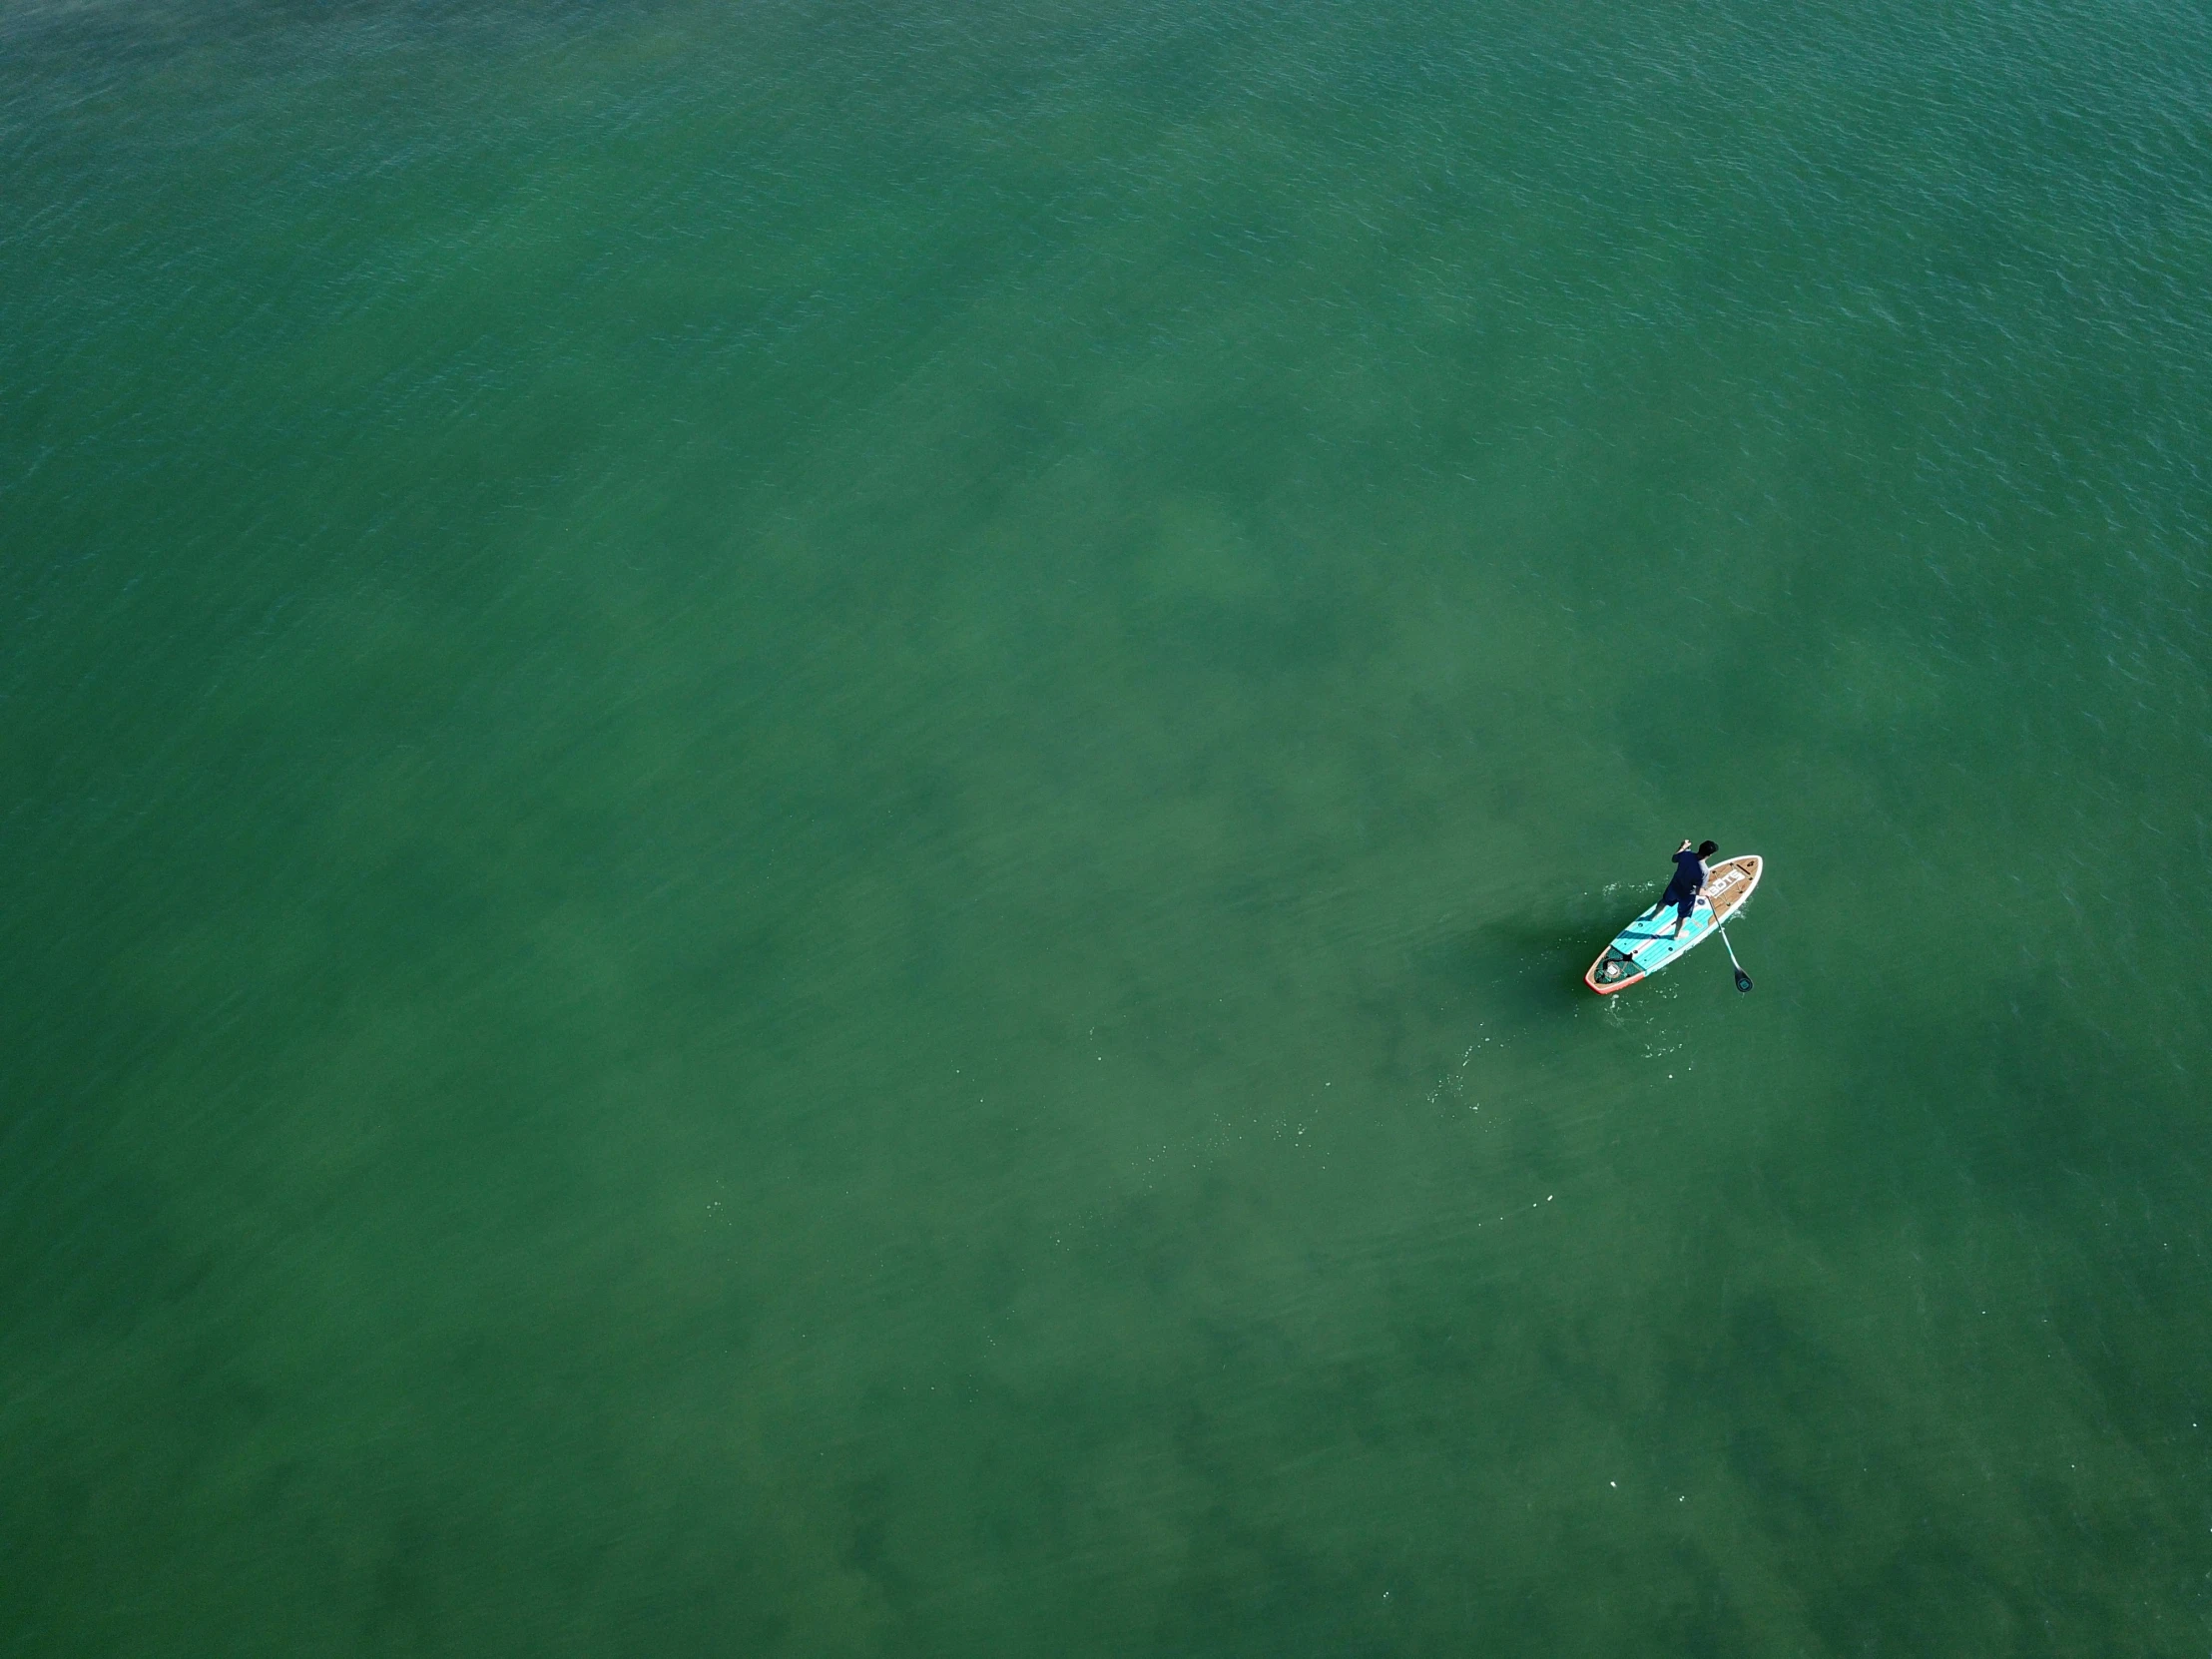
[1717,922,1754,993]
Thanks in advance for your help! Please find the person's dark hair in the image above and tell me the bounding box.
[1697,839,1719,857]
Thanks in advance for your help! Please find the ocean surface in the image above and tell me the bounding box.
[4,0,2209,1652]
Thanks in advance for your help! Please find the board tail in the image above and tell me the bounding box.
[1586,947,1644,993]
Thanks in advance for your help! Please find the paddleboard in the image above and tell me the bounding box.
[1585,853,1762,994]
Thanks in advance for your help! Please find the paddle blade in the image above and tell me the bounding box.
[1734,968,1754,993]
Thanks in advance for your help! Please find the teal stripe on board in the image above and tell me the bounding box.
[1616,901,1715,975]
[3,0,2210,1653]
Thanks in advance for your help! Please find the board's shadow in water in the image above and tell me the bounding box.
[1437,903,1617,1023]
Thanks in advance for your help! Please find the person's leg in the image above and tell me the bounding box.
[1670,888,1694,935]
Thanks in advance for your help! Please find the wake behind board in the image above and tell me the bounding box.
[1585,854,1762,994]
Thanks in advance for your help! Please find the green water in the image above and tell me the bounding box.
[5,0,2210,1651]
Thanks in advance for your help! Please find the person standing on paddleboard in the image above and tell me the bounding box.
[1658,838,1719,937]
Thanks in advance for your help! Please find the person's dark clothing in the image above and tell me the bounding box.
[1661,848,1710,923]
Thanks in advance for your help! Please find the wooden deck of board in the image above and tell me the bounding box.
[1703,854,1762,925]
